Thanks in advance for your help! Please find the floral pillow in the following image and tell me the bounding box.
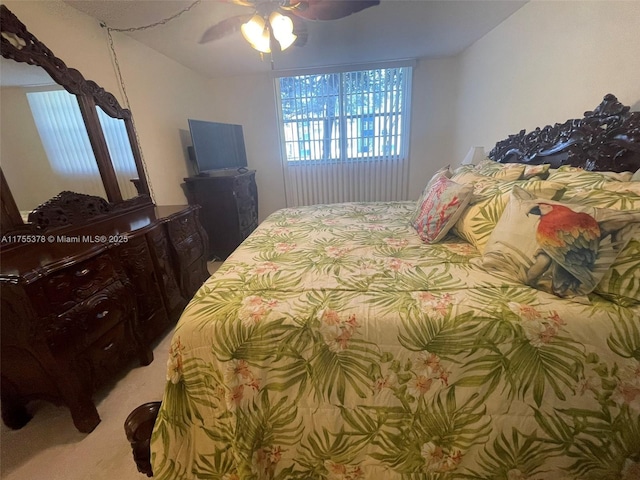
[409,166,452,226]
[480,187,640,298]
[412,176,473,244]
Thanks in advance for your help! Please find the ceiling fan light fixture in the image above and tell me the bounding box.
[241,14,271,53]
[269,11,297,51]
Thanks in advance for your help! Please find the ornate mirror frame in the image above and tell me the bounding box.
[0,4,152,234]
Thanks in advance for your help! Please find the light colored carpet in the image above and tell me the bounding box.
[0,261,222,480]
[0,332,171,480]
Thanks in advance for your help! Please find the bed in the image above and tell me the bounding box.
[150,94,640,480]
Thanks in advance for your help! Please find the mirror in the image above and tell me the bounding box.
[96,105,141,201]
[1,59,110,214]
[0,4,152,234]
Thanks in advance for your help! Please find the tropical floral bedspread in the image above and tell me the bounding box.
[150,202,640,480]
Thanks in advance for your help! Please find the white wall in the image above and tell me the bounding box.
[454,0,640,162]
[407,57,460,199]
[207,57,461,218]
[2,0,220,206]
[4,0,639,221]
[209,0,640,216]
[208,73,287,220]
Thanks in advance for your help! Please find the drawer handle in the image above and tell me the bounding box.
[103,342,115,352]
[75,268,91,277]
[96,310,109,319]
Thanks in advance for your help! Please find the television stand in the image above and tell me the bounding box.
[183,170,258,259]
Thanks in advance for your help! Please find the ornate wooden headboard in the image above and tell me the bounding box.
[488,94,640,173]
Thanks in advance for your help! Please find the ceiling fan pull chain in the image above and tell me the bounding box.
[96,0,205,204]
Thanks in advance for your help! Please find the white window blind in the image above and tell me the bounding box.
[276,66,412,206]
[96,107,138,198]
[26,89,100,177]
[26,89,138,199]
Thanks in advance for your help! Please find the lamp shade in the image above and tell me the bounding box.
[241,14,271,53]
[462,146,486,165]
[269,11,296,50]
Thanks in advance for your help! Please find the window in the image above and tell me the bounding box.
[276,66,411,163]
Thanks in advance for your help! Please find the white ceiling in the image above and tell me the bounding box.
[63,0,527,79]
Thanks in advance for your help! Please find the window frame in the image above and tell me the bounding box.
[274,62,414,165]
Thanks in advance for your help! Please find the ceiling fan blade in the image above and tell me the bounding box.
[199,14,253,44]
[290,0,379,21]
[289,15,308,47]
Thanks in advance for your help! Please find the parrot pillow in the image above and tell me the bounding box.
[481,187,640,298]
[551,187,640,305]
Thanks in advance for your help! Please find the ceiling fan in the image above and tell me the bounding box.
[199,0,380,53]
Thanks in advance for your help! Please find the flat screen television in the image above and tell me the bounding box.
[187,119,248,174]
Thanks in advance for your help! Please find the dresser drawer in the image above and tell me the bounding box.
[117,235,168,337]
[167,211,197,244]
[233,175,253,196]
[78,321,138,392]
[235,193,255,212]
[239,226,255,242]
[41,253,120,314]
[146,224,187,317]
[181,259,209,298]
[238,213,257,233]
[45,281,135,354]
[173,233,205,267]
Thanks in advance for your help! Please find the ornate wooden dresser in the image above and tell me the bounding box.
[0,4,210,435]
[0,195,209,433]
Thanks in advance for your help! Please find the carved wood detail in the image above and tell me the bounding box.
[489,94,640,173]
[27,191,112,229]
[23,191,152,231]
[45,280,132,354]
[0,5,130,120]
[166,209,210,298]
[118,235,170,343]
[39,252,119,312]
[0,5,153,235]
[125,401,161,477]
[147,225,188,319]
[0,206,207,432]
